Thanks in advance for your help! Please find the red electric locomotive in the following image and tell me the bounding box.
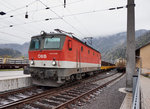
[24,29,101,87]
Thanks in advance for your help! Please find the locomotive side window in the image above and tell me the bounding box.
[30,38,40,50]
[81,46,83,52]
[68,40,72,50]
[44,38,60,49]
[88,50,90,54]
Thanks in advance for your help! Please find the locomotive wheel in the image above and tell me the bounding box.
[76,74,82,80]
[70,75,75,81]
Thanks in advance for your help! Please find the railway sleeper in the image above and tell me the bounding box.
[32,101,51,109]
[48,97,66,103]
[39,99,60,106]
[51,96,69,102]
[68,90,84,94]
[61,93,78,97]
[55,95,73,100]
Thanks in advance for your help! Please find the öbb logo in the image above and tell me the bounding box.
[38,54,47,59]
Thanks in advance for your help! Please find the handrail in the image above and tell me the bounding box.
[132,68,141,109]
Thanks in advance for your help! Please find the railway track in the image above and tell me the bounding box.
[0,86,50,108]
[0,64,28,69]
[0,70,123,109]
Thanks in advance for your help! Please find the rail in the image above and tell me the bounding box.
[55,73,124,109]
[0,71,119,109]
[132,68,141,109]
[0,64,28,69]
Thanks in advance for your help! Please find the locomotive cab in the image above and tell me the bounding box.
[24,33,67,86]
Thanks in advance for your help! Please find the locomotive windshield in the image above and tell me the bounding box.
[30,38,40,50]
[29,35,65,51]
[44,38,60,49]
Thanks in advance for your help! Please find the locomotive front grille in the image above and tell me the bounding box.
[30,68,57,80]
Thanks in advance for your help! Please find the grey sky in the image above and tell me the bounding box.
[0,0,149,44]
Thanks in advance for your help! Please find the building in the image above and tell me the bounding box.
[136,42,150,73]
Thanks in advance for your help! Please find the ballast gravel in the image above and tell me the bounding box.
[76,74,126,109]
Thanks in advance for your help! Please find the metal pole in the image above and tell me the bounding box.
[126,0,135,92]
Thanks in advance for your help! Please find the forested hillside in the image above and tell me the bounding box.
[100,30,150,62]
[0,42,29,56]
[0,48,22,58]
[0,29,149,61]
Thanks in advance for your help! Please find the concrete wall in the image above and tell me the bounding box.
[0,76,32,92]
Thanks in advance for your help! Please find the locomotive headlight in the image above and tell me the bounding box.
[40,31,46,36]
[52,60,56,66]
[30,60,34,65]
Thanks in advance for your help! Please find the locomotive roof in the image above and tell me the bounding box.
[72,36,100,53]
[32,33,100,54]
[32,33,67,37]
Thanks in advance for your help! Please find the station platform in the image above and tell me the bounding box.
[0,71,32,92]
[120,75,150,109]
[140,75,150,109]
[119,88,132,109]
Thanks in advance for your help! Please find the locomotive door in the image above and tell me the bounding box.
[76,48,81,72]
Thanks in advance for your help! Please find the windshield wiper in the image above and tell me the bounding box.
[50,36,54,38]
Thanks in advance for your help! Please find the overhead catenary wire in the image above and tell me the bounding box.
[57,0,92,37]
[0,0,42,36]
[8,0,84,13]
[0,14,36,35]
[57,0,93,37]
[38,0,85,36]
[0,0,86,36]
[0,1,40,38]
[0,1,13,10]
[0,37,13,42]
[1,0,38,14]
[0,0,128,44]
[0,0,127,41]
[61,6,126,17]
[0,0,127,35]
[0,4,126,21]
[0,31,28,40]
[0,5,126,30]
[0,17,61,29]
[0,0,85,20]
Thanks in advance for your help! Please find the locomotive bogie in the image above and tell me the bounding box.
[25,66,100,87]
